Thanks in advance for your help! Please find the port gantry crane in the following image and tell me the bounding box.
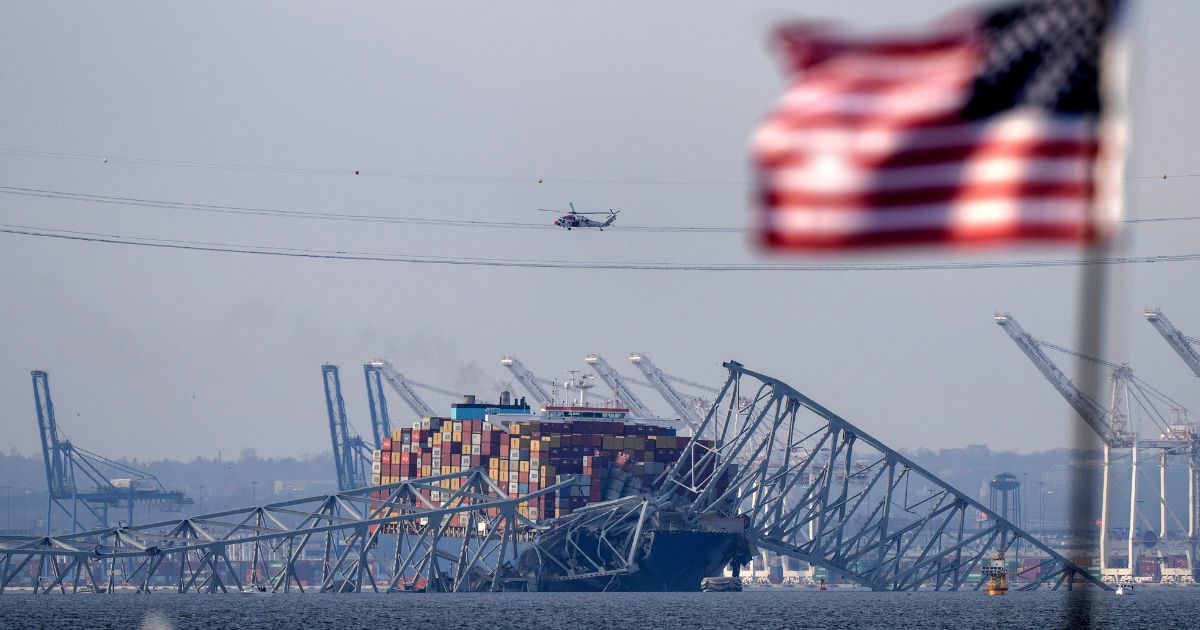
[1145,309,1200,380]
[628,353,714,430]
[498,356,554,407]
[1143,310,1200,544]
[583,354,656,418]
[370,359,473,422]
[500,355,615,407]
[31,371,191,535]
[995,314,1198,580]
[993,314,1134,448]
[322,365,372,492]
[362,363,393,450]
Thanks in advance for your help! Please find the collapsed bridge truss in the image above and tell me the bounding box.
[0,470,565,594]
[2,362,1106,593]
[530,362,1107,591]
[656,361,1106,591]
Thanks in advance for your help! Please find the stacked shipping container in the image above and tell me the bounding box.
[371,417,715,523]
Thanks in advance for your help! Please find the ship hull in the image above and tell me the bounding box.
[539,529,742,592]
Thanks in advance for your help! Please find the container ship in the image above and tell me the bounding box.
[370,392,743,590]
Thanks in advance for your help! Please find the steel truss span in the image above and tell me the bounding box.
[652,362,1107,592]
[0,470,567,594]
[3,362,1105,593]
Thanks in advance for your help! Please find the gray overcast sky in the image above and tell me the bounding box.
[2,1,1198,461]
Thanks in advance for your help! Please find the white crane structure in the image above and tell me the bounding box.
[371,359,463,420]
[1145,309,1200,380]
[627,353,714,429]
[499,356,555,407]
[584,354,655,418]
[994,313,1133,447]
[995,313,1198,582]
[499,356,614,407]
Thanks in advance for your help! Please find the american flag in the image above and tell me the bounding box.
[752,0,1126,249]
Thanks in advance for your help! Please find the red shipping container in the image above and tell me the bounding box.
[381,451,391,464]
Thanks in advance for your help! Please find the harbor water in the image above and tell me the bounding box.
[2,588,1199,629]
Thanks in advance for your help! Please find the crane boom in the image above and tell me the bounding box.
[323,365,367,491]
[584,354,655,418]
[628,353,703,427]
[362,364,392,448]
[994,313,1133,447]
[1145,309,1200,379]
[371,360,437,418]
[500,356,554,406]
[33,371,192,532]
[32,370,71,497]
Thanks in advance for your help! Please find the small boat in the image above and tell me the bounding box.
[701,576,743,592]
[1115,581,1133,596]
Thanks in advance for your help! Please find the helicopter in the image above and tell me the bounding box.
[539,203,619,231]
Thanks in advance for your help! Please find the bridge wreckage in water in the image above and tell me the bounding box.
[0,362,1105,593]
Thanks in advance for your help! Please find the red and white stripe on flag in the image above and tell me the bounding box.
[751,18,1121,249]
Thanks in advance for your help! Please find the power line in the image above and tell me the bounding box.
[0,148,747,187]
[2,185,1199,235]
[4,222,1200,272]
[2,147,1196,185]
[0,186,741,233]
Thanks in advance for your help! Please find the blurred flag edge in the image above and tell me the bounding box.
[751,0,1129,251]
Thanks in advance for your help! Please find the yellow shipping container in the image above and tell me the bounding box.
[519,460,530,473]
[452,431,461,443]
[530,440,540,452]
[393,428,404,441]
